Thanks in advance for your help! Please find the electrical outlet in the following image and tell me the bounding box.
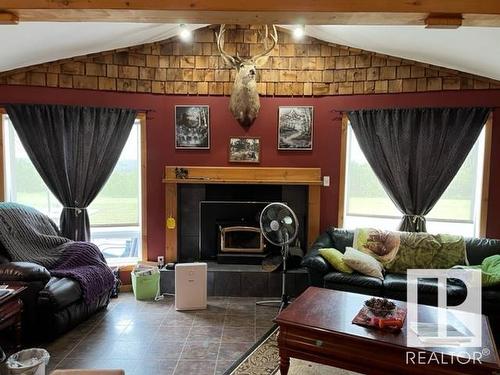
[157,256,165,267]
[323,176,330,187]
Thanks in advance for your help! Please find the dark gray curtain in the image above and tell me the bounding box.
[347,107,490,232]
[6,104,137,241]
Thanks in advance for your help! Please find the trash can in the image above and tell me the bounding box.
[131,265,160,301]
[6,348,49,375]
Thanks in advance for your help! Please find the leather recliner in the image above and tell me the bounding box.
[0,245,111,341]
[302,228,500,339]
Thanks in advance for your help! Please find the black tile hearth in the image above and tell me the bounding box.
[214,271,241,296]
[160,261,309,298]
[33,293,277,375]
[240,272,268,297]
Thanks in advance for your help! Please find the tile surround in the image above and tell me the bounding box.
[160,262,309,298]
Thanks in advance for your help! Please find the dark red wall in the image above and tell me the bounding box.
[1,85,500,261]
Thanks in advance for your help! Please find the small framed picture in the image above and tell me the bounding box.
[229,137,260,163]
[278,106,314,150]
[175,105,210,149]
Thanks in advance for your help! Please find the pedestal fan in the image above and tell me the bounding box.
[256,202,299,312]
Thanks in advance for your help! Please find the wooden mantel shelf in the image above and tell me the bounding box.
[163,166,322,262]
[163,166,322,185]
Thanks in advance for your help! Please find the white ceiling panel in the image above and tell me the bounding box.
[302,25,500,80]
[0,23,498,81]
[0,23,205,72]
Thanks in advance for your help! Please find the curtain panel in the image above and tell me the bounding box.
[347,107,490,232]
[6,104,137,241]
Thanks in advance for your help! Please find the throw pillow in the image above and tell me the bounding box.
[319,248,353,273]
[482,255,500,286]
[343,247,384,280]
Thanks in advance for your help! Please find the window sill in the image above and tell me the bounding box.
[106,259,140,269]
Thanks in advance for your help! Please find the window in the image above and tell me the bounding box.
[343,121,486,237]
[2,114,143,264]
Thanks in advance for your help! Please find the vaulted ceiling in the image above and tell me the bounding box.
[0,23,205,73]
[1,23,499,80]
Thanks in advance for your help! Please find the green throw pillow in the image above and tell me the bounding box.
[454,255,500,287]
[481,255,500,287]
[319,248,353,274]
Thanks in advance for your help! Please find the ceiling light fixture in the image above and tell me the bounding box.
[292,25,305,40]
[179,24,192,42]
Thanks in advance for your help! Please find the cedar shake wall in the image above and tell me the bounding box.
[1,25,499,95]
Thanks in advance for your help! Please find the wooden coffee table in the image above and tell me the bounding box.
[274,287,500,375]
[0,284,26,350]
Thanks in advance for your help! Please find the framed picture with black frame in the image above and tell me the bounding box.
[277,106,314,150]
[228,136,261,163]
[175,105,210,149]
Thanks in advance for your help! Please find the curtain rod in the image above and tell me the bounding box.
[331,106,499,113]
[0,104,156,113]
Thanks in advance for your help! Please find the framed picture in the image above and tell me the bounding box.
[277,106,314,150]
[229,137,260,163]
[175,105,210,149]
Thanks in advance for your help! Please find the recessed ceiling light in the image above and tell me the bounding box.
[179,24,192,42]
[293,25,305,40]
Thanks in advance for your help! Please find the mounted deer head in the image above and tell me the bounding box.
[216,24,278,127]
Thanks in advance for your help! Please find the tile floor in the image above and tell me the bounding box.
[42,293,278,375]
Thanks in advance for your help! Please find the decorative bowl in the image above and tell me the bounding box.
[364,298,396,317]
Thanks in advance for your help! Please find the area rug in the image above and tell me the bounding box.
[224,326,362,375]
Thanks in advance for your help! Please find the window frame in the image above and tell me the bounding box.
[0,108,148,263]
[338,113,492,236]
[0,108,5,203]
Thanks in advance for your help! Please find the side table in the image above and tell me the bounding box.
[0,285,27,350]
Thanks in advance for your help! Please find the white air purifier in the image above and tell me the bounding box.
[175,262,207,311]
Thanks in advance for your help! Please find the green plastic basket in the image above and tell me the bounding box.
[131,271,159,300]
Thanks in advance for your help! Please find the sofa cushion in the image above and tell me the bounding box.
[383,273,467,306]
[329,228,354,252]
[324,271,383,297]
[323,229,500,265]
[38,277,82,310]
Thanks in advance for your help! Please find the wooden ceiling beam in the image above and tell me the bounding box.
[425,13,463,29]
[1,0,500,25]
[0,11,18,24]
[1,0,500,14]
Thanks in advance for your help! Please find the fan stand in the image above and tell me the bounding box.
[256,231,290,313]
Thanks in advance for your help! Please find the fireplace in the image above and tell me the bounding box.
[163,166,322,263]
[199,200,275,264]
[176,184,308,264]
[220,226,264,253]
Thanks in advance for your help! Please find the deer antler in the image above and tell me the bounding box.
[216,24,237,67]
[253,25,278,60]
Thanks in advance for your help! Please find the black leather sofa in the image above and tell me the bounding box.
[0,244,111,341]
[302,228,500,336]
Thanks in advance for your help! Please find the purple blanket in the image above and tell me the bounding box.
[51,242,115,304]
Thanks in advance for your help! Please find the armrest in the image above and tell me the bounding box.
[0,262,51,283]
[301,251,330,275]
[301,231,335,284]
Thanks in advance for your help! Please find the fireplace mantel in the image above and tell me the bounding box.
[163,166,322,262]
